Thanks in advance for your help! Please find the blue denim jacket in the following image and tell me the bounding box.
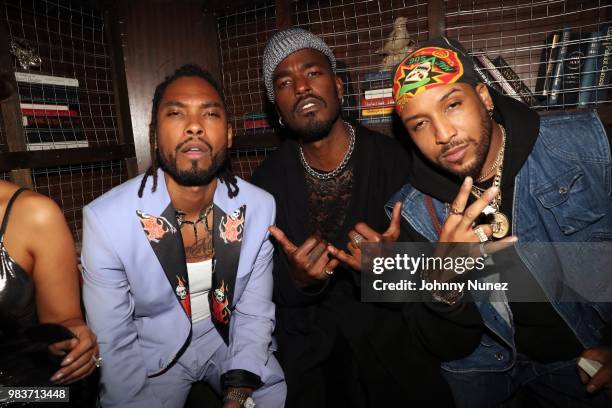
[386,111,612,373]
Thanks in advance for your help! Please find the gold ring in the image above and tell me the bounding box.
[449,206,464,216]
[473,227,488,243]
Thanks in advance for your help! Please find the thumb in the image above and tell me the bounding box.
[383,202,402,241]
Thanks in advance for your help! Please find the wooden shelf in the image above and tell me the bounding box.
[0,144,135,172]
[232,129,280,150]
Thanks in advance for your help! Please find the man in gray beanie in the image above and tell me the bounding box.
[252,28,483,407]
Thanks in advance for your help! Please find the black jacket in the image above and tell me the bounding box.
[252,124,483,407]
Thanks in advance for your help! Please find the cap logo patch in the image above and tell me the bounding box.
[393,46,464,108]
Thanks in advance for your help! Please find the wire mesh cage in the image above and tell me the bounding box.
[217,1,277,138]
[3,0,120,151]
[445,0,612,110]
[217,0,611,149]
[230,146,277,181]
[292,0,429,127]
[2,0,130,245]
[32,160,128,245]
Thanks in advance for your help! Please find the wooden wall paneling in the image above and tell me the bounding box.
[428,0,446,38]
[276,0,291,29]
[104,9,138,178]
[117,0,222,173]
[10,169,33,188]
[0,145,135,172]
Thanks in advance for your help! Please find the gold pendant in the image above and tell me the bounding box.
[492,212,510,239]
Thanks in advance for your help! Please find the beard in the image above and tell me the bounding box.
[442,116,492,179]
[157,143,227,187]
[286,99,341,143]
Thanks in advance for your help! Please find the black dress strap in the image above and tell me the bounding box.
[0,188,27,239]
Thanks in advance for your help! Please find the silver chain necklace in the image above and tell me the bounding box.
[299,121,355,180]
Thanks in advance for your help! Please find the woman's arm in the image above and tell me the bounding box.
[16,192,98,384]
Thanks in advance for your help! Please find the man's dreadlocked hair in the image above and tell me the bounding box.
[137,64,239,198]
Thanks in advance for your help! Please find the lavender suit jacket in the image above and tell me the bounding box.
[82,168,279,407]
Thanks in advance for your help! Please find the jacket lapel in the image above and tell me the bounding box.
[136,172,191,318]
[136,171,246,343]
[210,199,245,344]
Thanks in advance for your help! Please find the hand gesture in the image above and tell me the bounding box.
[49,322,99,384]
[328,202,402,271]
[440,177,517,246]
[431,177,517,283]
[269,226,339,288]
[579,347,612,398]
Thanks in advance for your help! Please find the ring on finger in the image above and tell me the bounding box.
[91,355,102,368]
[324,269,334,276]
[308,245,326,262]
[449,205,464,216]
[473,226,488,243]
[350,233,364,249]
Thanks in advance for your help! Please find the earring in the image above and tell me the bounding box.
[339,95,345,105]
[488,106,494,117]
[278,117,284,127]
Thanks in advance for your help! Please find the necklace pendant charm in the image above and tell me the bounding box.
[492,212,510,239]
[483,205,496,215]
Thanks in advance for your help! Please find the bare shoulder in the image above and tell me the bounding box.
[11,189,68,232]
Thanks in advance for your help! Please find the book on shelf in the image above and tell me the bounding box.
[18,83,79,105]
[595,25,612,104]
[555,29,594,105]
[473,54,522,102]
[536,32,561,98]
[244,118,270,130]
[363,71,393,82]
[242,112,270,130]
[361,107,394,117]
[473,57,502,93]
[14,72,79,87]
[364,88,392,100]
[548,28,572,105]
[27,141,89,151]
[21,108,79,117]
[23,115,82,128]
[361,71,393,91]
[360,96,394,108]
[20,103,69,111]
[491,56,539,106]
[25,128,85,142]
[359,71,395,125]
[25,127,88,151]
[360,115,393,125]
[578,31,603,106]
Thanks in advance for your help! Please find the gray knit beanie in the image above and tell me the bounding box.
[263,27,336,103]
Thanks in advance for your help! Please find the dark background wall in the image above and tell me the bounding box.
[116,0,221,172]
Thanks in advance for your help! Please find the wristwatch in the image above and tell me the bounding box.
[224,389,256,408]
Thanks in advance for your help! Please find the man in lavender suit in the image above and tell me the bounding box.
[81,65,286,408]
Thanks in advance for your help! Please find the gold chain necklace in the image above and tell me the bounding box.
[471,124,509,238]
[476,124,506,183]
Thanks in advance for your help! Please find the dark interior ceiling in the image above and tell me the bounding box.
[202,0,272,14]
[78,0,272,14]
